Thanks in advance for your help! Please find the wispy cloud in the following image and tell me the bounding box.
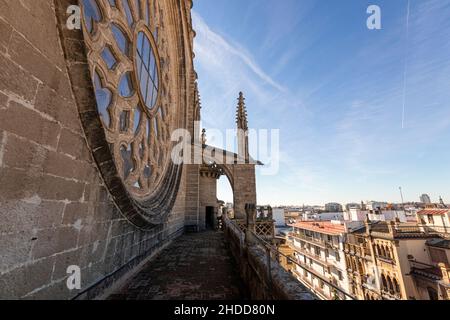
[192,11,286,93]
[192,0,450,205]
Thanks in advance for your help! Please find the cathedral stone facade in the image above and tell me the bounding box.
[0,0,257,299]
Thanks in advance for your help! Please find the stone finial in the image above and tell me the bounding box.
[236,92,248,131]
[194,82,201,121]
[201,128,207,145]
[267,206,273,219]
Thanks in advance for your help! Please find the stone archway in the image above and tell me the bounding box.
[202,147,259,220]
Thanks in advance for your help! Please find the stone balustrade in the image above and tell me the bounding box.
[223,210,316,300]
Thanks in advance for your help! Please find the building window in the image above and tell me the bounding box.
[82,0,172,198]
[428,214,435,224]
[314,247,321,256]
[429,247,449,265]
[338,270,343,281]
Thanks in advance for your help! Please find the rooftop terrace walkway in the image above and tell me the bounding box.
[107,231,248,300]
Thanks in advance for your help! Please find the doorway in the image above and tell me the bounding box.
[205,206,215,230]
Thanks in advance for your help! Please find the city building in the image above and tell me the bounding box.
[417,208,450,234]
[325,203,343,212]
[344,215,450,300]
[344,207,408,223]
[345,203,361,211]
[289,220,362,299]
[283,205,450,300]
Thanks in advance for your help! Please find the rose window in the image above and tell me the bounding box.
[81,0,172,198]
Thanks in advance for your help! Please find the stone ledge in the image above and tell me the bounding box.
[224,219,316,300]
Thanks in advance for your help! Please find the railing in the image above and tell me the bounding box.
[290,232,341,250]
[223,215,316,300]
[290,232,327,249]
[235,219,275,238]
[249,228,356,300]
[417,225,450,235]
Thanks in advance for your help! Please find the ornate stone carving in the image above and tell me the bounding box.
[72,0,187,228]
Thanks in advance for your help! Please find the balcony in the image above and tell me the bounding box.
[290,232,340,250]
[409,261,443,281]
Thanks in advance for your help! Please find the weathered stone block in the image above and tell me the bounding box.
[0,0,65,68]
[8,32,71,99]
[57,128,89,160]
[32,226,79,260]
[34,84,81,133]
[44,150,94,182]
[0,18,12,53]
[0,256,54,299]
[62,202,90,225]
[0,91,8,108]
[0,199,65,235]
[0,167,38,200]
[0,56,38,103]
[37,174,85,202]
[0,101,60,148]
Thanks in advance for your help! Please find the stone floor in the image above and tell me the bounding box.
[107,231,248,300]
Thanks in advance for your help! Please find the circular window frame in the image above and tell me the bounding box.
[132,22,162,117]
[57,0,185,230]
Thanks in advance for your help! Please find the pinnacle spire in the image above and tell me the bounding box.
[194,82,201,121]
[236,92,248,131]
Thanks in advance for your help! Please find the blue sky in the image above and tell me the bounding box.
[192,0,450,206]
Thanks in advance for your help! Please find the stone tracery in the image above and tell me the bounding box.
[81,0,171,198]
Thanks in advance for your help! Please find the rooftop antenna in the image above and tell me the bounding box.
[399,187,405,210]
[439,196,447,208]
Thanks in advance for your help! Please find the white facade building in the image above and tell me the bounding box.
[289,220,358,299]
[344,208,408,223]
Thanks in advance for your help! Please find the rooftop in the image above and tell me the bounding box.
[290,221,345,236]
[417,209,450,216]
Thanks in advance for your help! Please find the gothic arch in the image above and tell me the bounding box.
[381,274,388,290]
[357,260,364,274]
[393,277,400,294]
[387,276,394,294]
[202,145,259,219]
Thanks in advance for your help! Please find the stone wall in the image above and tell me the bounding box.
[223,218,316,300]
[0,0,193,299]
[232,164,257,219]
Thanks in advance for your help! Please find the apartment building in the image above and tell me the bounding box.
[285,207,450,300]
[289,221,356,299]
[345,211,450,300]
